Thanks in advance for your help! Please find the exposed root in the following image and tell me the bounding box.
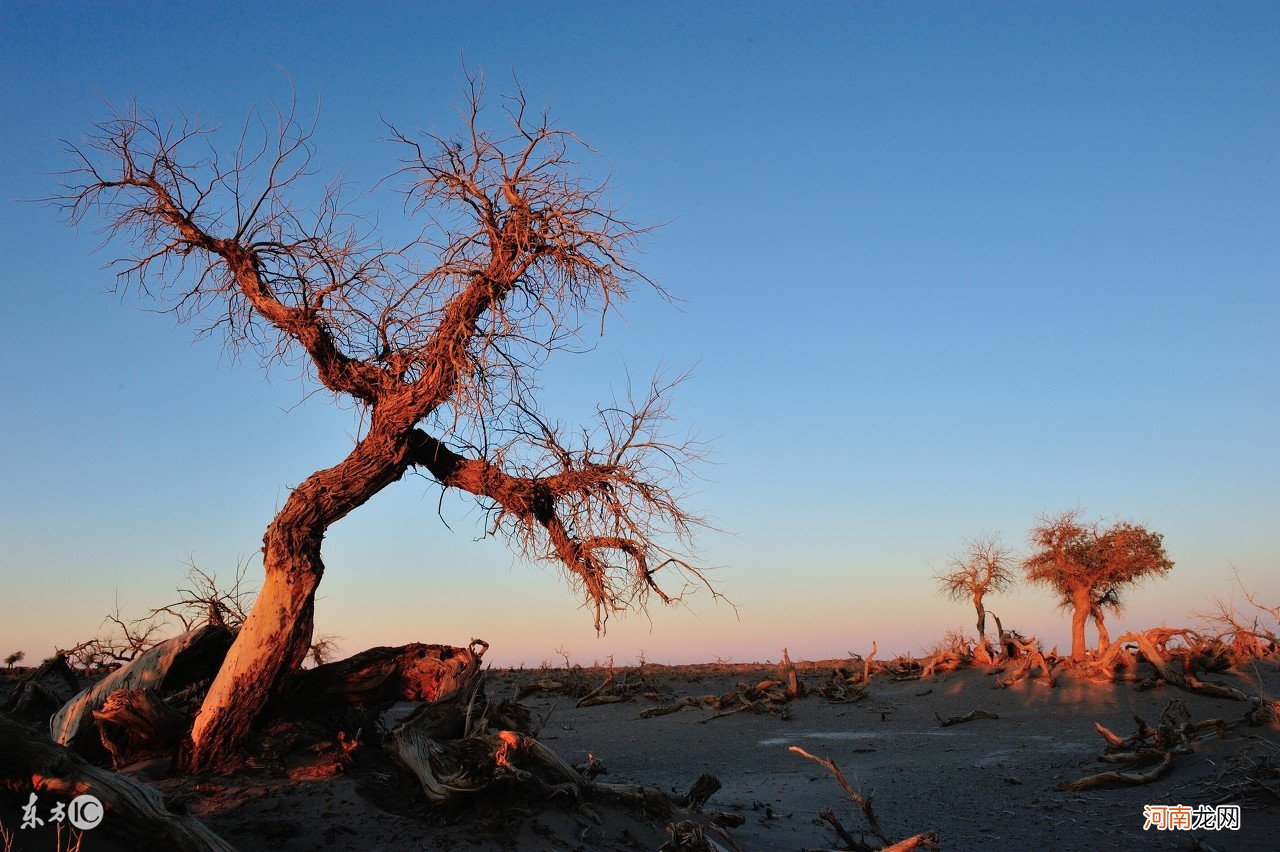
[92,688,188,769]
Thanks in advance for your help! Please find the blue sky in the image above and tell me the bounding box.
[1,2,1276,665]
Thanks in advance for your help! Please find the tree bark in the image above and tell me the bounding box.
[973,596,987,643]
[187,421,415,770]
[1070,586,1091,660]
[52,625,232,757]
[1093,607,1110,653]
[279,642,485,716]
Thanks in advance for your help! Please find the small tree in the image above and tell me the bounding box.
[3,650,24,669]
[933,533,1015,646]
[1023,510,1173,660]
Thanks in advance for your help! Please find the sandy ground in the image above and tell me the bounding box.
[3,660,1278,850]
[509,662,1280,850]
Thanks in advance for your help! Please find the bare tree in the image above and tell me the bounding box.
[1023,510,1173,660]
[1198,567,1280,662]
[933,532,1015,646]
[58,76,713,768]
[56,561,254,672]
[147,558,255,633]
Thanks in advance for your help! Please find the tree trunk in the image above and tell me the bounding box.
[1069,586,1091,660]
[973,596,987,643]
[1093,608,1110,653]
[188,422,414,769]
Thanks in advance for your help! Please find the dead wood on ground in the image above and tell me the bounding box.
[659,819,734,851]
[790,745,937,851]
[0,713,233,851]
[51,624,233,756]
[516,658,668,708]
[994,634,1058,688]
[639,650,804,721]
[1059,698,1229,791]
[388,671,739,847]
[92,688,188,769]
[1058,750,1176,792]
[935,709,999,727]
[280,640,486,715]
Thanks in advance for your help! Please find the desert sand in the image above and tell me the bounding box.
[6,655,1271,851]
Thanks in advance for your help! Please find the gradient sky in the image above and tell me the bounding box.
[1,3,1276,666]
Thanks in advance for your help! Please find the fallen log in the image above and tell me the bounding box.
[0,713,233,851]
[50,624,233,755]
[279,640,486,715]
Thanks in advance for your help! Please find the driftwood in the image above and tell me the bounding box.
[790,746,937,851]
[387,680,737,846]
[517,662,666,708]
[660,819,734,851]
[1127,630,1254,701]
[50,624,233,754]
[995,636,1056,688]
[0,713,233,851]
[280,640,487,714]
[935,709,998,727]
[1060,698,1230,791]
[638,651,804,721]
[1058,750,1175,791]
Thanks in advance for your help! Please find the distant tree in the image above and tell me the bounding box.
[933,533,1015,646]
[1023,510,1174,660]
[3,650,24,669]
[59,77,712,768]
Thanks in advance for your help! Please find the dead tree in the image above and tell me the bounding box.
[933,532,1015,648]
[1023,510,1173,660]
[58,77,714,769]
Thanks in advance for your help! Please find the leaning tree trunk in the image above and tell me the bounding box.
[188,422,414,770]
[1069,587,1092,660]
